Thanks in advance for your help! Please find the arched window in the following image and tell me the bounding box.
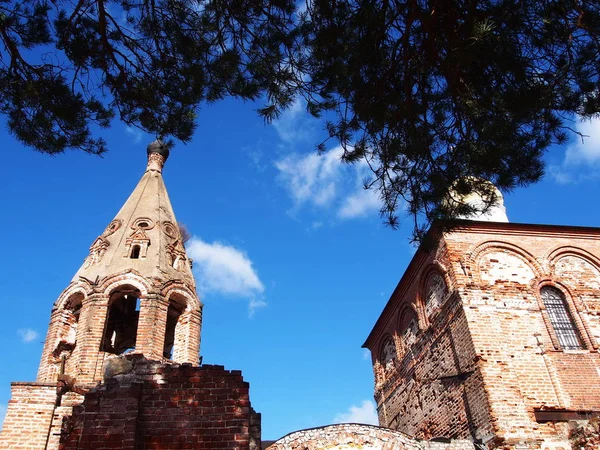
[424,273,448,318]
[163,297,186,360]
[380,336,397,372]
[540,286,583,350]
[101,287,141,354]
[130,245,141,259]
[53,293,83,357]
[400,309,419,350]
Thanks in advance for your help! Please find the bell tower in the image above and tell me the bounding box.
[1,143,263,450]
[37,140,202,384]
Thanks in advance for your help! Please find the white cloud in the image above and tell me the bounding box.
[338,187,381,219]
[249,298,267,317]
[550,116,600,184]
[275,147,344,209]
[17,328,39,343]
[272,98,315,143]
[333,400,379,425]
[564,117,600,165]
[275,146,382,221]
[362,349,371,360]
[186,237,266,315]
[0,404,6,429]
[125,126,143,144]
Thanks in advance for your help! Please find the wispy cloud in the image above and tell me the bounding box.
[125,126,143,144]
[333,400,379,425]
[186,237,266,315]
[338,187,381,219]
[550,116,600,184]
[245,145,268,172]
[275,146,381,220]
[249,298,267,317]
[275,147,344,209]
[272,98,315,144]
[17,328,39,343]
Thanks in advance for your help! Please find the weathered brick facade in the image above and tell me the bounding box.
[364,221,600,449]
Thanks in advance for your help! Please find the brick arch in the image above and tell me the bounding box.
[376,333,398,378]
[417,262,450,324]
[466,240,543,283]
[398,304,419,331]
[159,282,202,365]
[418,260,451,292]
[547,246,600,283]
[547,246,600,270]
[54,282,92,310]
[377,333,396,359]
[267,423,421,450]
[161,283,202,312]
[98,271,151,298]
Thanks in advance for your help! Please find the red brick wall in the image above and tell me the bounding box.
[58,356,261,450]
[374,295,494,442]
[445,225,600,446]
[365,223,600,448]
[0,382,58,450]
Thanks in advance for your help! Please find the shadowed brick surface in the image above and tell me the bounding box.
[59,356,261,450]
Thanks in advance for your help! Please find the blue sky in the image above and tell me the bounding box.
[1,97,600,440]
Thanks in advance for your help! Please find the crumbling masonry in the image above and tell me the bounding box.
[363,219,600,450]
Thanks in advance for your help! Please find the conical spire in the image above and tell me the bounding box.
[37,142,202,385]
[73,141,194,287]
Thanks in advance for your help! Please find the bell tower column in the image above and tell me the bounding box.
[136,293,170,360]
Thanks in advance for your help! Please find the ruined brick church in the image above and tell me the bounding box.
[362,188,600,449]
[0,143,598,449]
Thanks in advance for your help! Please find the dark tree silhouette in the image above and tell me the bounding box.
[299,0,600,238]
[0,0,300,155]
[1,0,599,238]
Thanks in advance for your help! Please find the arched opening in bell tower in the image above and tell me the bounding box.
[51,292,84,374]
[163,294,188,360]
[101,286,141,354]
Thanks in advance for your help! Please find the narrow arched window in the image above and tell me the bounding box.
[380,336,397,372]
[540,286,583,350]
[130,245,140,259]
[163,301,184,359]
[425,273,448,318]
